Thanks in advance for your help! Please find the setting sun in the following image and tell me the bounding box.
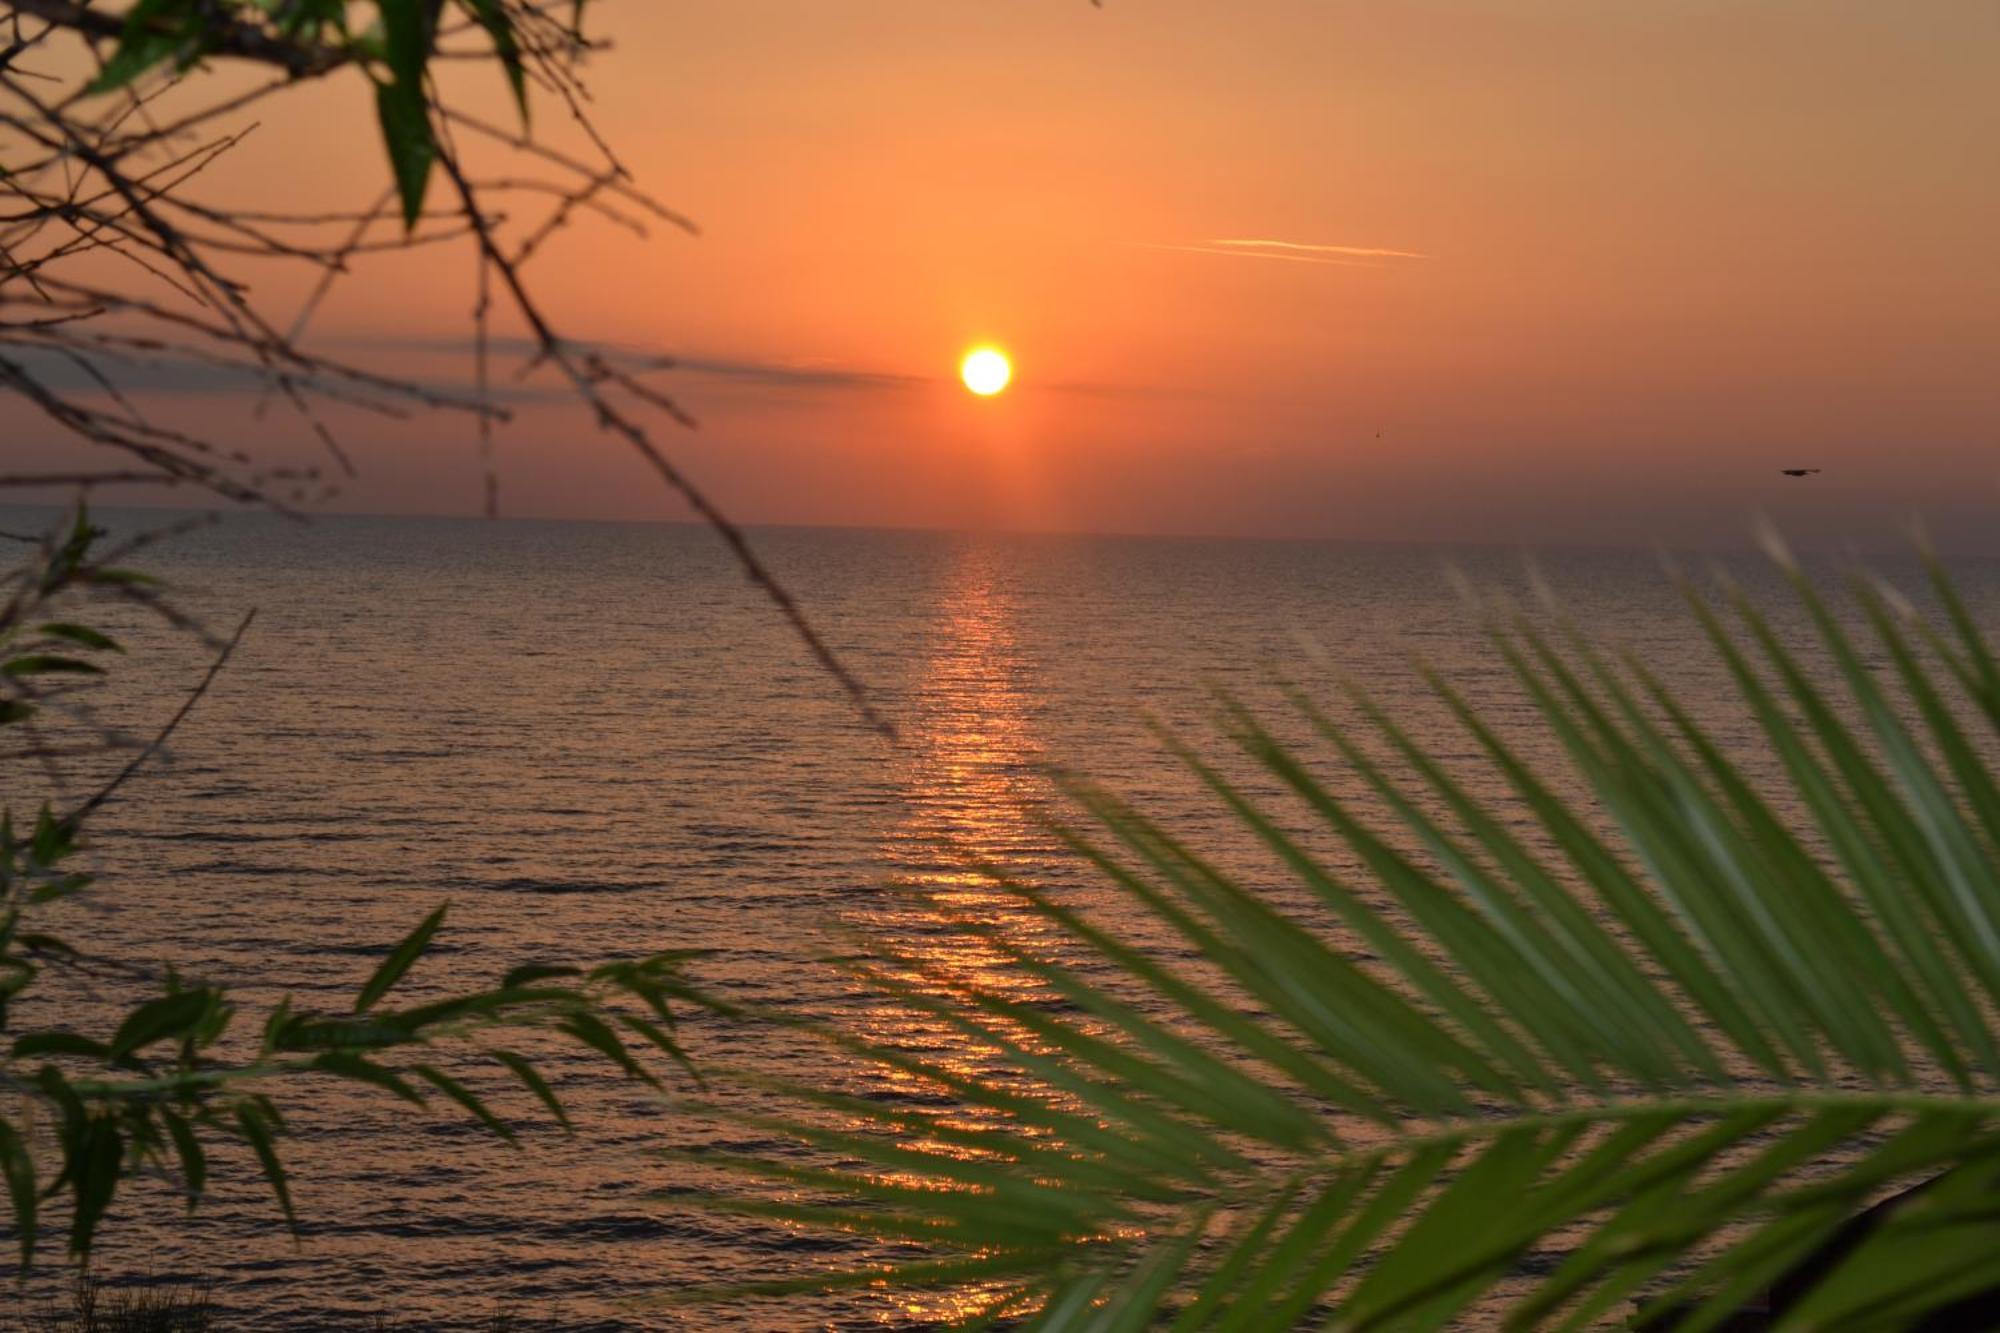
[959,346,1012,397]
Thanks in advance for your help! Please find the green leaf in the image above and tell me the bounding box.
[672,541,2000,1329]
[160,1109,207,1211]
[12,1032,112,1061]
[109,989,216,1058]
[2,655,105,677]
[486,1048,572,1132]
[37,623,122,653]
[559,1012,655,1086]
[462,0,528,123]
[355,904,447,1013]
[374,78,435,229]
[0,1120,37,1271]
[65,1119,123,1259]
[374,0,438,227]
[501,962,581,990]
[411,1064,516,1143]
[234,1105,296,1236]
[83,0,185,96]
[314,1051,427,1105]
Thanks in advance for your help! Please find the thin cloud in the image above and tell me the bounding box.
[1134,237,1428,267]
[316,335,927,395]
[1209,238,1429,260]
[12,337,1172,403]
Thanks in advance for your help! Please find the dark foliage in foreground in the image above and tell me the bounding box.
[13,1275,212,1332]
[675,538,2000,1330]
[4,1272,523,1331]
[1,510,712,1269]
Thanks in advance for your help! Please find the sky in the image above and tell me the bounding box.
[12,1,2000,548]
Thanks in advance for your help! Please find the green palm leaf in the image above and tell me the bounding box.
[673,547,2000,1328]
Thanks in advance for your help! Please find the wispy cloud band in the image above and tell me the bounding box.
[1135,236,1429,267]
[1209,238,1429,260]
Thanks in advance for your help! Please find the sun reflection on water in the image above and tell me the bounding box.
[865,543,1053,995]
[838,545,1070,1112]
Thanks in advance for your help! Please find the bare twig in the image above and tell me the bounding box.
[1,0,894,737]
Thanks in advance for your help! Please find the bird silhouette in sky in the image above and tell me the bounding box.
[1780,468,1822,477]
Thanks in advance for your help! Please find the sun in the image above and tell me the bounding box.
[959,346,1012,397]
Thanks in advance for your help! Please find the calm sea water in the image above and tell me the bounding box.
[5,509,1996,1329]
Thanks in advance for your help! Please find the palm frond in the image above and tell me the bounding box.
[672,546,2000,1329]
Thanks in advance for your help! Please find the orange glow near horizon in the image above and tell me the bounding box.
[8,3,1997,550]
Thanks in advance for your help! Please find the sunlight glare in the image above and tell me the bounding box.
[959,347,1012,397]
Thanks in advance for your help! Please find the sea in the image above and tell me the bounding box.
[1,507,1994,1329]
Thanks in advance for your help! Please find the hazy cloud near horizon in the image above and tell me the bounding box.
[0,339,919,402]
[3,337,1171,402]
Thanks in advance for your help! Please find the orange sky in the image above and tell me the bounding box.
[11,1,2000,547]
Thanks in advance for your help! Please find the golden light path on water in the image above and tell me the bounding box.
[849,545,1069,1325]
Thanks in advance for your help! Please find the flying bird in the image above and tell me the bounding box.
[1780,468,1822,477]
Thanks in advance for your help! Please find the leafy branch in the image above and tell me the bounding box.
[672,540,2000,1330]
[2,1,892,735]
[0,509,715,1268]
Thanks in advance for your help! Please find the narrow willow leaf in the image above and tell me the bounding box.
[501,962,581,989]
[2,654,105,677]
[0,1119,36,1270]
[561,1011,656,1086]
[486,1048,571,1131]
[355,904,446,1013]
[235,1105,296,1235]
[615,1012,695,1079]
[67,1119,122,1258]
[411,1064,517,1143]
[38,623,121,653]
[13,1032,112,1060]
[315,1051,427,1106]
[374,79,435,228]
[160,1109,207,1210]
[111,989,215,1058]
[462,0,529,122]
